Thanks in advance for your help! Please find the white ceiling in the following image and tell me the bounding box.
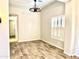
[10,0,70,8]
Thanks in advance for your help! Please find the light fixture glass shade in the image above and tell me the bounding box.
[29,7,41,12]
[29,0,41,12]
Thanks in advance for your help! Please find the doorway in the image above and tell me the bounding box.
[9,16,18,42]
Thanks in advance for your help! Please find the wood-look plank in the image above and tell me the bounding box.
[10,40,78,59]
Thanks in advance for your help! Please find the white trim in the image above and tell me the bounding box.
[42,39,64,50]
[64,51,72,56]
[18,39,41,42]
[58,0,70,3]
[74,54,79,57]
[64,52,79,57]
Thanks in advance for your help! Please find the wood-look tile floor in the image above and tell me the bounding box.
[10,40,78,59]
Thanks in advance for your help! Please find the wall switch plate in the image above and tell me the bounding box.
[0,18,1,23]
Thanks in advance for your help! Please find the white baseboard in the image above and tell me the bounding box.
[18,39,40,42]
[74,53,79,57]
[64,51,76,56]
[64,51,79,57]
[64,51,72,56]
[42,39,64,50]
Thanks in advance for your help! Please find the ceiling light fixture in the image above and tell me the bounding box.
[29,0,41,12]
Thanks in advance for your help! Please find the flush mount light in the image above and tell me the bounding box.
[29,0,41,12]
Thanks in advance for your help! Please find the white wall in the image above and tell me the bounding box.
[10,6,40,42]
[64,0,76,56]
[75,0,79,56]
[41,2,65,49]
[41,0,79,56]
[0,0,9,59]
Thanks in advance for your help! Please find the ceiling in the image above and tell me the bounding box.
[10,0,70,8]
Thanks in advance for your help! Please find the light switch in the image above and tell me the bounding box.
[0,18,1,23]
